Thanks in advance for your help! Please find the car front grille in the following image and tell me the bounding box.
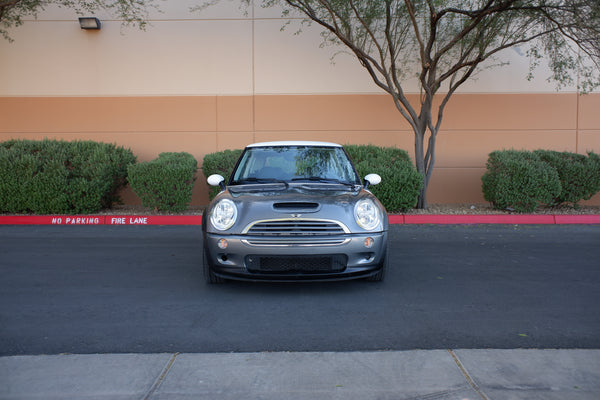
[244,219,348,236]
[242,237,350,246]
[246,254,347,273]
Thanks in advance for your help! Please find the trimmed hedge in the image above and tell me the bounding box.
[127,152,198,212]
[202,145,423,212]
[482,150,561,212]
[345,144,423,212]
[534,150,600,206]
[0,139,136,214]
[202,149,243,200]
[482,149,600,212]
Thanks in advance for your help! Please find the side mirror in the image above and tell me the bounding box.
[364,173,381,189]
[207,174,226,191]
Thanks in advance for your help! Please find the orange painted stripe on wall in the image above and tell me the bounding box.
[1,93,599,206]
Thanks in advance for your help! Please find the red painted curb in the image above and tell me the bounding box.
[105,215,203,225]
[1,214,599,225]
[0,215,204,225]
[388,215,405,224]
[403,214,556,225]
[0,216,104,225]
[553,215,600,224]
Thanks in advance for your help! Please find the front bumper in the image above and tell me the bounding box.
[203,231,388,281]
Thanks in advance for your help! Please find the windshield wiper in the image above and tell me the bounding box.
[291,177,357,187]
[233,178,289,188]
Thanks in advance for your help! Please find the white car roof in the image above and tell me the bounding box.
[246,141,343,148]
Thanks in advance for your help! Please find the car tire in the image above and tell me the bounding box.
[203,248,225,284]
[366,243,388,282]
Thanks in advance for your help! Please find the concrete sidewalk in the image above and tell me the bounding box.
[1,349,599,400]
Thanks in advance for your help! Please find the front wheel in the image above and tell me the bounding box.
[366,244,388,282]
[203,248,225,284]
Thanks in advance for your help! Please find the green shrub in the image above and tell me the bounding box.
[482,150,562,212]
[344,144,412,165]
[128,152,197,212]
[345,144,423,212]
[534,150,600,206]
[202,149,243,200]
[0,139,136,214]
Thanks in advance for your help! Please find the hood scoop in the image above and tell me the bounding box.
[273,202,320,212]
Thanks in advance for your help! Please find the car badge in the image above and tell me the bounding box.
[290,213,302,218]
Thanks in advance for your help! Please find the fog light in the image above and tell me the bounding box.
[217,238,228,249]
[364,237,374,248]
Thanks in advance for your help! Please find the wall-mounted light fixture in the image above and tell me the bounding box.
[79,17,101,30]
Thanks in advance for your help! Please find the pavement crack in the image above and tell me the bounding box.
[142,352,179,400]
[403,387,472,400]
[448,349,489,400]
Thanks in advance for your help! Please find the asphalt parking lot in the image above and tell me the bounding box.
[1,224,599,399]
[1,224,598,355]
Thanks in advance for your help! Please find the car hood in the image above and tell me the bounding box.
[206,183,387,234]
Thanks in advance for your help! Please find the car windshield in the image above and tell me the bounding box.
[230,146,360,186]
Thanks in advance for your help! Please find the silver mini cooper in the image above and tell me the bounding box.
[202,141,389,283]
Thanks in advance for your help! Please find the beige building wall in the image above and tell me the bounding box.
[1,2,598,206]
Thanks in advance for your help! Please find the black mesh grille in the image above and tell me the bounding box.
[246,255,347,273]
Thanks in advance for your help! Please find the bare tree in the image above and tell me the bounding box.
[205,0,600,208]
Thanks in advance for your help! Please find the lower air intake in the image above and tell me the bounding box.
[246,254,347,273]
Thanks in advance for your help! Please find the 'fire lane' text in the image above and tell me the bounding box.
[109,217,149,225]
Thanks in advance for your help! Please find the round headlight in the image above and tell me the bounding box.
[354,198,380,231]
[210,199,237,231]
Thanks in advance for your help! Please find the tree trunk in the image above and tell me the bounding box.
[417,186,428,209]
[414,125,428,209]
